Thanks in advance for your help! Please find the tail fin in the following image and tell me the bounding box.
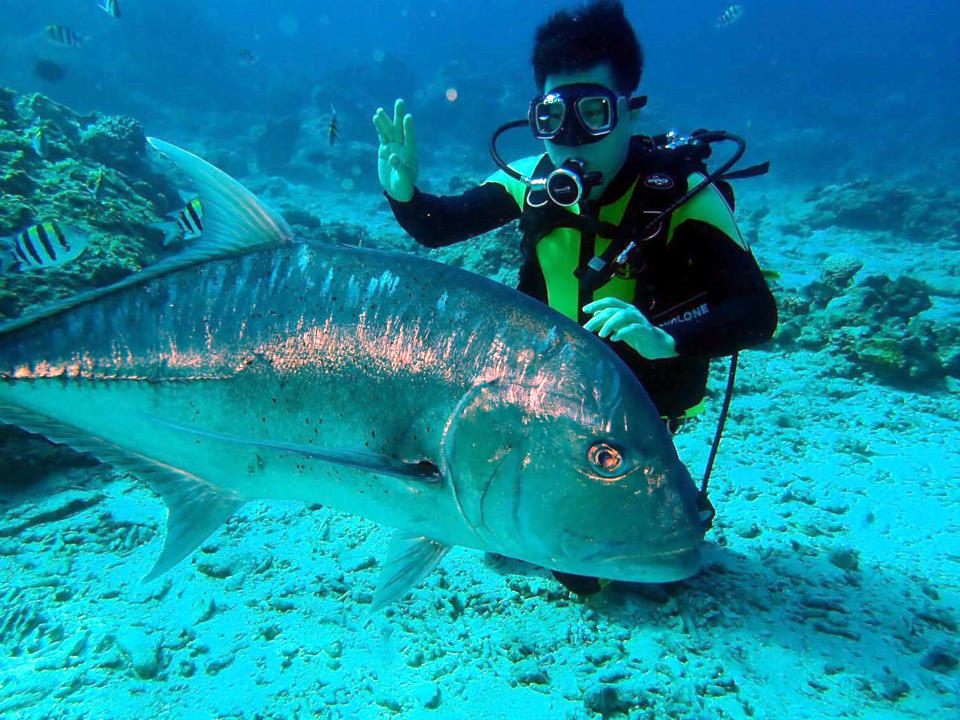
[148,220,181,247]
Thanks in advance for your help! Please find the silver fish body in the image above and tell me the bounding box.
[0,141,705,601]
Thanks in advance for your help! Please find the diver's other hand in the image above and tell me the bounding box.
[373,98,418,202]
[583,298,678,360]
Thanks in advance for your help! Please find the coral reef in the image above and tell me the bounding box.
[0,87,15,125]
[80,115,149,176]
[773,255,957,388]
[0,87,181,320]
[800,179,960,243]
[425,222,524,288]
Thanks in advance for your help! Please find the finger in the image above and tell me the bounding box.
[373,111,392,143]
[588,309,625,336]
[403,113,417,172]
[582,298,614,318]
[611,324,644,343]
[394,98,406,142]
[583,297,628,314]
[583,307,619,332]
[374,108,400,144]
[402,115,417,174]
[599,310,633,339]
[590,308,621,327]
[403,113,417,152]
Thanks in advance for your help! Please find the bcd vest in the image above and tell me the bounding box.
[484,140,746,325]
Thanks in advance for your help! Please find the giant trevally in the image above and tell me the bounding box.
[0,139,707,607]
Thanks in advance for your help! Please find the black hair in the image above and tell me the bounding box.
[532,0,643,94]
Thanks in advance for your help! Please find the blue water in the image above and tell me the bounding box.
[3,1,958,177]
[1,2,959,719]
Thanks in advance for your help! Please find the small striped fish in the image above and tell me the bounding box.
[0,222,88,274]
[86,168,105,201]
[98,0,121,19]
[45,24,85,48]
[172,197,204,240]
[31,127,48,158]
[715,4,744,29]
[150,197,205,246]
[329,104,339,146]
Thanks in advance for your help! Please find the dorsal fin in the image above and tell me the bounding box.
[146,137,295,258]
[0,138,295,337]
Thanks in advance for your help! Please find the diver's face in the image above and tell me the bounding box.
[541,64,634,199]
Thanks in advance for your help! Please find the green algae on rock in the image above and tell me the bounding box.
[0,87,180,320]
[80,115,149,175]
[774,257,957,388]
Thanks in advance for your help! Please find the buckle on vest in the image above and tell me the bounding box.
[638,210,664,242]
[663,415,687,435]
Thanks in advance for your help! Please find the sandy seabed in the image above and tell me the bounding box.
[0,183,957,720]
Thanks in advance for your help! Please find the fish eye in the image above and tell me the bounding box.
[588,442,623,477]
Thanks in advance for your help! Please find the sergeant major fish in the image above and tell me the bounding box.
[716,4,744,29]
[149,197,204,246]
[0,222,88,274]
[329,104,339,146]
[0,139,707,607]
[98,0,121,19]
[45,24,85,48]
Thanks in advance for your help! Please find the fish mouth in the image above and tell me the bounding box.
[604,546,701,583]
[560,530,703,582]
[562,525,704,560]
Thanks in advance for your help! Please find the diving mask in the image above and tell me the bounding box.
[529,83,647,146]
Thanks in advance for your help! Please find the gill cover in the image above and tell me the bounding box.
[440,379,527,550]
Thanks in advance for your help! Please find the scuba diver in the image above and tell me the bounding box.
[373,0,778,596]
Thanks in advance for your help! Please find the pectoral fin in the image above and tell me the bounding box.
[148,415,443,483]
[372,533,450,609]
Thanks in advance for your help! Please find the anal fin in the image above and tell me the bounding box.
[141,472,242,582]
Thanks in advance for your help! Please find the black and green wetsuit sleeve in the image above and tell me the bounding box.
[656,220,778,357]
[386,184,521,248]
